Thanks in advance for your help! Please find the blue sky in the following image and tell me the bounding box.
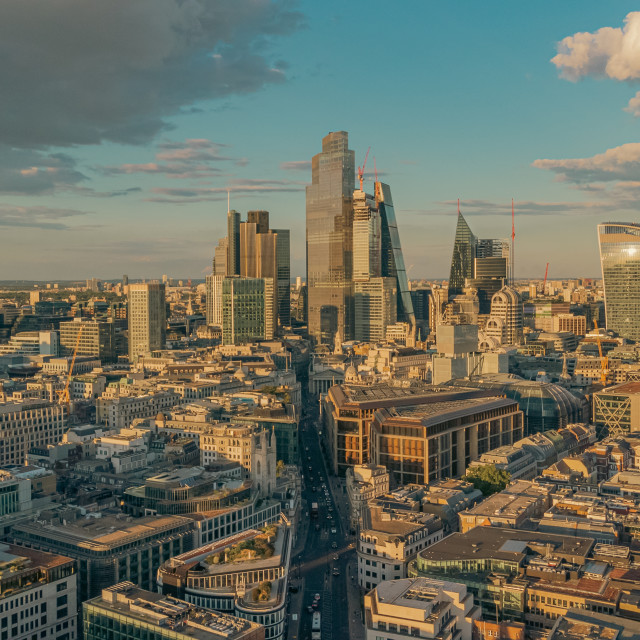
[2,0,640,280]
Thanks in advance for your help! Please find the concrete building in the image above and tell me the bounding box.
[0,399,66,466]
[421,479,483,534]
[467,445,537,481]
[364,578,479,640]
[205,274,224,327]
[370,396,524,485]
[0,544,77,640]
[83,582,264,640]
[222,276,274,345]
[354,277,398,342]
[0,470,31,515]
[59,318,117,362]
[12,514,196,602]
[358,506,444,591]
[485,286,523,346]
[458,480,553,533]
[96,390,181,429]
[128,283,167,362]
[346,463,390,530]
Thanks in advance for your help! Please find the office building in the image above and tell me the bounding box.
[354,277,397,342]
[274,229,291,327]
[358,507,444,591]
[221,277,273,345]
[59,318,117,362]
[410,288,431,339]
[13,514,196,602]
[227,209,241,276]
[485,286,523,346]
[158,518,293,640]
[448,210,477,299]
[205,274,224,327]
[370,395,523,485]
[214,237,228,276]
[128,282,166,362]
[363,578,479,640]
[0,470,30,516]
[598,222,640,342]
[593,382,640,437]
[0,544,77,640]
[306,131,356,346]
[83,583,264,640]
[0,399,66,466]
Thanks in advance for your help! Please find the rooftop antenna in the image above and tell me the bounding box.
[457,198,461,215]
[227,189,231,212]
[511,198,515,285]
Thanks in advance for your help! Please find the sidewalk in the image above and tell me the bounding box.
[346,559,366,640]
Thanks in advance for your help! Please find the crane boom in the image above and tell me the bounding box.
[357,146,371,191]
[542,262,549,295]
[593,320,608,386]
[59,325,83,410]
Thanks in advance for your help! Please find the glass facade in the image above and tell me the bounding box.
[448,212,477,299]
[227,210,241,276]
[274,229,291,327]
[598,222,640,341]
[222,277,266,345]
[376,182,415,328]
[306,131,355,346]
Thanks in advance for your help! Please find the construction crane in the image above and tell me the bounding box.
[58,325,83,414]
[593,320,608,386]
[542,262,549,295]
[357,146,371,191]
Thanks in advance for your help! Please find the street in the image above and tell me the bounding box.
[290,399,362,640]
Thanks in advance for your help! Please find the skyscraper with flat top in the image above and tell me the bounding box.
[598,222,640,342]
[226,209,241,276]
[306,131,355,346]
[128,283,166,362]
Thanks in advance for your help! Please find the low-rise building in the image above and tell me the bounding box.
[83,582,264,640]
[346,464,390,531]
[458,480,553,533]
[467,445,537,481]
[358,506,444,591]
[421,479,484,534]
[363,578,479,640]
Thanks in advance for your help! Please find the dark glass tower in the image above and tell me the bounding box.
[376,181,415,329]
[226,209,241,276]
[448,211,477,300]
[598,222,640,341]
[306,131,355,346]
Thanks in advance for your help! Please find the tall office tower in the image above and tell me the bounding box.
[59,318,117,362]
[127,283,166,362]
[247,209,270,233]
[485,285,523,345]
[226,209,241,276]
[213,237,228,275]
[122,274,128,287]
[221,276,273,345]
[353,189,381,281]
[448,210,477,300]
[598,222,640,341]
[354,278,397,341]
[274,228,291,326]
[306,131,356,346]
[205,274,224,326]
[376,181,415,328]
[410,287,431,338]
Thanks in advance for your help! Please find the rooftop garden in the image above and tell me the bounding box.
[205,524,278,565]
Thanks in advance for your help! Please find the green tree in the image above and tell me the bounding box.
[465,464,511,497]
[276,460,285,477]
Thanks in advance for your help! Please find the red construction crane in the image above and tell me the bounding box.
[542,262,549,294]
[357,146,371,191]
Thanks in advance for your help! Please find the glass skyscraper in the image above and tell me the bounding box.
[448,210,477,299]
[598,222,640,341]
[306,131,355,346]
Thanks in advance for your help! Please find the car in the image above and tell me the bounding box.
[326,515,332,520]
[288,585,299,593]
[332,569,340,577]
[315,524,320,530]
[331,541,337,549]
[333,554,339,560]
[307,606,313,613]
[308,466,313,472]
[331,527,337,534]
[314,594,321,601]
[311,602,318,610]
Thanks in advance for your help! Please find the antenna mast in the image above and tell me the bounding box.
[511,198,515,285]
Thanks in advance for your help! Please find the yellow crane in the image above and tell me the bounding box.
[58,325,83,413]
[593,320,608,386]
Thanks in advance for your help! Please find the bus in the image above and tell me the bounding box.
[311,611,321,639]
[310,502,319,518]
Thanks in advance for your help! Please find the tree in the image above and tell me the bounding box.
[465,464,511,497]
[276,460,285,477]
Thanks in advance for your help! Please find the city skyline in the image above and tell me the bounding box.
[3,2,640,280]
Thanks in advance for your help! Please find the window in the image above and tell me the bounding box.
[56,582,67,593]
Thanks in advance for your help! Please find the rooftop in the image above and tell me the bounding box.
[89,583,261,640]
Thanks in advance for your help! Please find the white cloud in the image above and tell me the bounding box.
[552,12,640,81]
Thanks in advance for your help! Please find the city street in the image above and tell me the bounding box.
[289,399,363,640]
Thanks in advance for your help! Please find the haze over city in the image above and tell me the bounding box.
[3,2,640,279]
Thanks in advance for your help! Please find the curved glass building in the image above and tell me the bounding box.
[445,373,587,434]
[598,222,640,342]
